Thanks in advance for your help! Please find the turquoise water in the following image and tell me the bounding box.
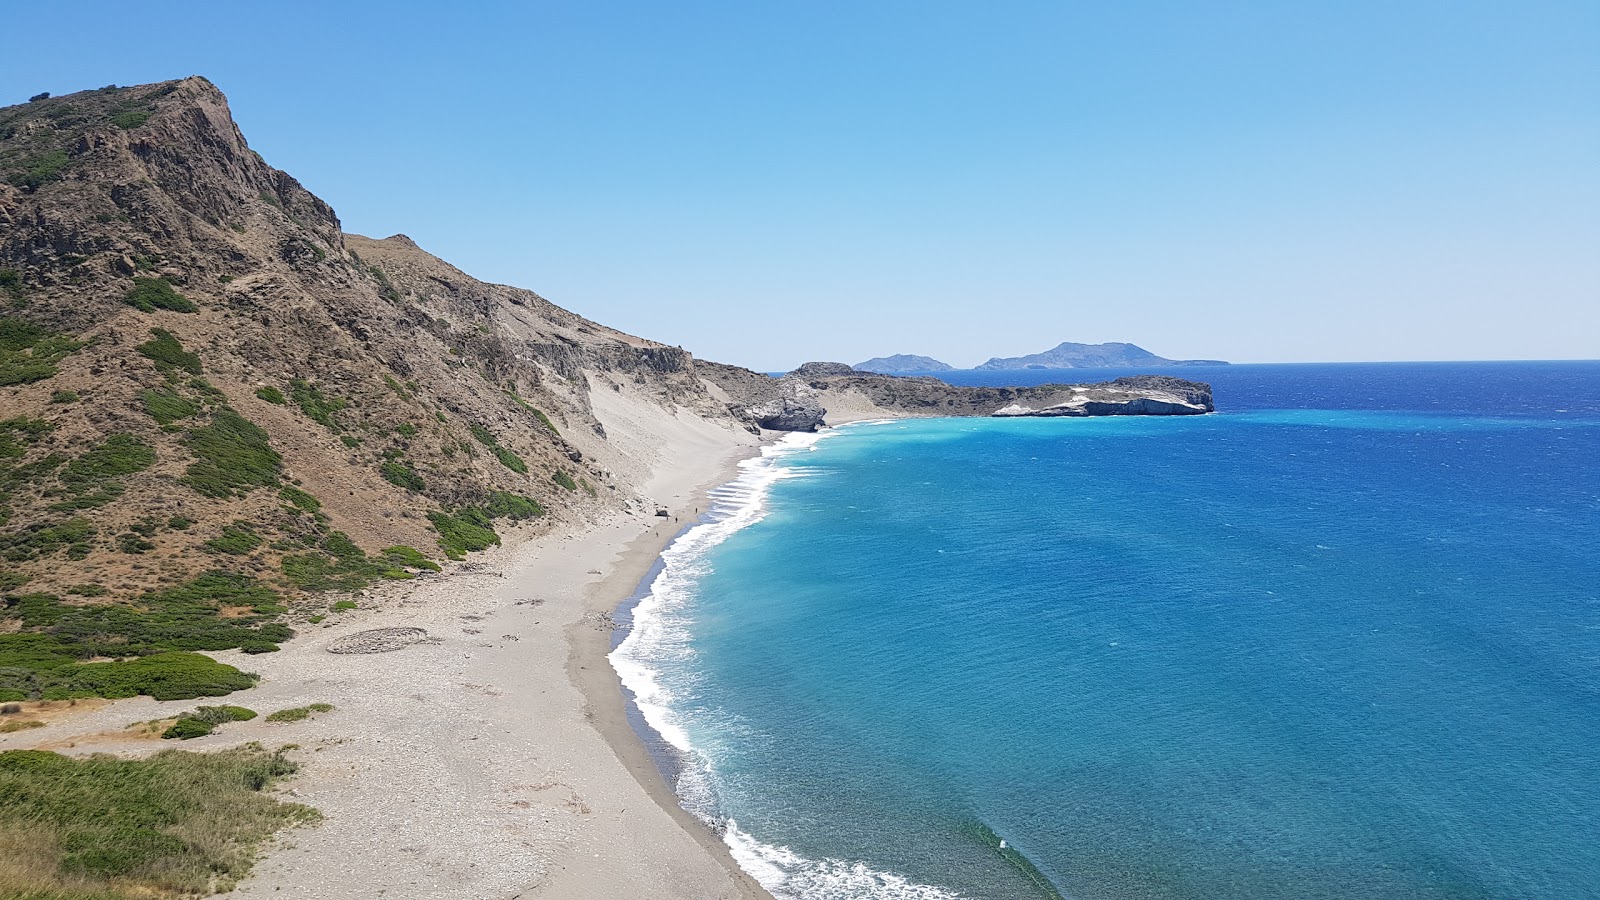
[612,362,1600,899]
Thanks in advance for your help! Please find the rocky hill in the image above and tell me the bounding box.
[854,354,953,373]
[0,78,774,702]
[976,341,1228,369]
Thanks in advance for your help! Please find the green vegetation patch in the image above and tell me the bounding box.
[123,277,196,314]
[552,470,577,492]
[0,746,316,897]
[0,268,22,302]
[288,378,347,431]
[109,109,151,129]
[204,523,262,556]
[379,458,424,492]
[0,417,53,461]
[382,545,441,572]
[254,385,285,404]
[485,491,543,520]
[181,407,282,499]
[469,424,527,474]
[7,148,70,191]
[427,508,500,560]
[428,493,541,560]
[505,389,560,435]
[140,386,199,424]
[0,318,87,386]
[277,485,320,512]
[0,572,291,701]
[134,328,201,375]
[160,704,257,740]
[61,434,154,486]
[280,532,408,592]
[0,518,95,563]
[264,703,333,723]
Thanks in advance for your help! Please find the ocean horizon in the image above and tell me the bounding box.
[612,360,1600,899]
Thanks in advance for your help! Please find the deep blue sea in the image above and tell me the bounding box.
[612,362,1600,900]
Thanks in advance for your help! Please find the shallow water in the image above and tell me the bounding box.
[613,362,1600,899]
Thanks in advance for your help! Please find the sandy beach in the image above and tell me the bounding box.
[1,407,776,900]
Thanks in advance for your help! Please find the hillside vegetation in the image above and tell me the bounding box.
[0,78,757,702]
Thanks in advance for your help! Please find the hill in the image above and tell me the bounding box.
[854,354,953,374]
[975,341,1228,369]
[0,78,770,703]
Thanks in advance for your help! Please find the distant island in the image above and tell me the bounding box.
[854,354,954,374]
[975,341,1228,370]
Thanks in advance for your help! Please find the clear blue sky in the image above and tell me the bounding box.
[4,1,1596,368]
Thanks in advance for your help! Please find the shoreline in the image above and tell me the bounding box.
[567,448,776,900]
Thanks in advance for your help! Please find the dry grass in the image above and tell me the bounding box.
[0,745,318,898]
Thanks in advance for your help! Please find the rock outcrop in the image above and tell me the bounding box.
[778,370,1212,422]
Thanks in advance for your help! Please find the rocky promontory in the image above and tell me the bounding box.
[698,364,1215,430]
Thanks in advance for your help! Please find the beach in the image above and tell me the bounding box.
[1,407,775,900]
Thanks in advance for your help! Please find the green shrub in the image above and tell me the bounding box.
[277,485,321,512]
[181,407,282,498]
[0,416,53,459]
[288,378,347,430]
[340,434,361,448]
[135,328,201,375]
[395,422,418,437]
[9,149,69,191]
[428,508,500,560]
[116,531,155,554]
[0,746,316,895]
[110,109,150,129]
[161,703,259,738]
[265,703,332,723]
[0,268,22,300]
[49,389,77,404]
[0,518,96,562]
[161,716,214,739]
[552,470,577,492]
[64,583,107,597]
[167,515,194,530]
[280,532,405,592]
[123,277,196,313]
[49,652,259,701]
[331,600,356,611]
[204,524,262,555]
[141,386,199,424]
[382,545,441,572]
[62,434,154,485]
[254,385,285,404]
[485,491,542,520]
[379,459,424,491]
[506,390,560,435]
[0,317,86,386]
[382,373,412,399]
[469,424,527,474]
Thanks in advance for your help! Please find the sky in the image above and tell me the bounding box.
[3,1,1596,369]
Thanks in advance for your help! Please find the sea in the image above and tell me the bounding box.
[610,361,1600,900]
